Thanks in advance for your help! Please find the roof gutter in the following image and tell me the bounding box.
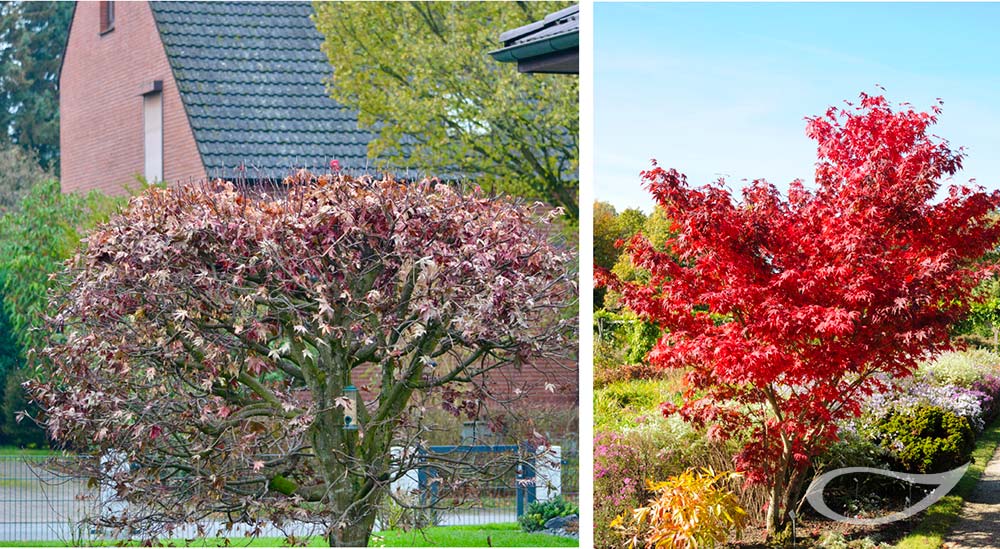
[489,30,579,64]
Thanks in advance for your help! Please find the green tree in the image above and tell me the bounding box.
[0,180,119,353]
[313,1,579,220]
[593,201,646,272]
[611,205,674,286]
[0,274,20,394]
[594,201,620,272]
[594,201,647,308]
[0,143,51,213]
[0,1,73,172]
[641,205,673,251]
[0,179,118,446]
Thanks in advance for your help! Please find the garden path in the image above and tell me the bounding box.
[942,444,1000,549]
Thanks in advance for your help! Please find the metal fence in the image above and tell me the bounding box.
[0,448,580,542]
[562,448,580,504]
[0,455,100,543]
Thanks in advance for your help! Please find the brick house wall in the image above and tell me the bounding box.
[60,2,205,195]
[351,357,578,410]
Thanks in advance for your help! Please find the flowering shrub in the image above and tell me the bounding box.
[972,374,1000,422]
[594,431,656,508]
[866,380,988,432]
[918,349,1000,387]
[612,468,747,549]
[594,414,766,548]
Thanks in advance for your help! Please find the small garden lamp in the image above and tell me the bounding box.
[343,385,359,431]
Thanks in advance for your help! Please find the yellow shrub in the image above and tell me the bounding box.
[612,467,747,549]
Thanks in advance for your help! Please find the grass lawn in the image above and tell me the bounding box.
[373,523,577,547]
[0,445,64,457]
[894,416,1000,549]
[0,523,577,547]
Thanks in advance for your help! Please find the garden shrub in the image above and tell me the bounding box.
[816,423,892,472]
[866,377,990,433]
[972,374,1000,422]
[593,309,662,387]
[611,467,747,549]
[518,496,578,532]
[918,349,1000,387]
[594,340,662,386]
[594,417,765,548]
[594,377,685,431]
[594,426,687,548]
[816,532,884,549]
[594,309,662,365]
[874,405,975,474]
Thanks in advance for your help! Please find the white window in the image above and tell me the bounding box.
[143,91,163,183]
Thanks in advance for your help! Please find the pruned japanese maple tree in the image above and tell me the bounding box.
[597,94,1000,535]
[27,171,575,546]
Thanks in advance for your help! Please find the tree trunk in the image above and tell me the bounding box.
[765,460,809,540]
[765,474,786,535]
[327,509,377,547]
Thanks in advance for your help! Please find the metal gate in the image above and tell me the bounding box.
[414,444,554,525]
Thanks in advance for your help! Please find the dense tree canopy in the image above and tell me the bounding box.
[313,1,579,221]
[29,172,575,546]
[0,179,118,353]
[598,94,1000,535]
[593,202,646,309]
[0,1,72,172]
[593,201,646,273]
[0,179,118,446]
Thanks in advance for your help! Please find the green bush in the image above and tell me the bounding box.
[594,378,681,431]
[594,309,661,364]
[816,423,892,472]
[518,496,578,532]
[874,405,975,474]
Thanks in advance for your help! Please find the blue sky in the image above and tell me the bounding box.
[595,2,1000,212]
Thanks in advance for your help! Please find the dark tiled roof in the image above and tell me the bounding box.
[498,5,578,49]
[149,1,376,179]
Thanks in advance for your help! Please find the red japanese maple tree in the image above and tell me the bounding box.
[597,94,1000,534]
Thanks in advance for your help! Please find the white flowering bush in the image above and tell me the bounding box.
[918,348,1000,387]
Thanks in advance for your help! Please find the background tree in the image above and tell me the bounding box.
[29,172,575,547]
[0,1,72,173]
[593,201,645,309]
[313,2,579,221]
[0,144,50,213]
[597,94,1000,536]
[0,179,120,446]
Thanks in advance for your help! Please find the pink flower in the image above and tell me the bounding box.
[329,159,341,172]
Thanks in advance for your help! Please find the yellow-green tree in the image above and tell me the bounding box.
[313,1,579,220]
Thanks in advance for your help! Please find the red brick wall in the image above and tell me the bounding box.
[350,357,578,410]
[60,1,205,196]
